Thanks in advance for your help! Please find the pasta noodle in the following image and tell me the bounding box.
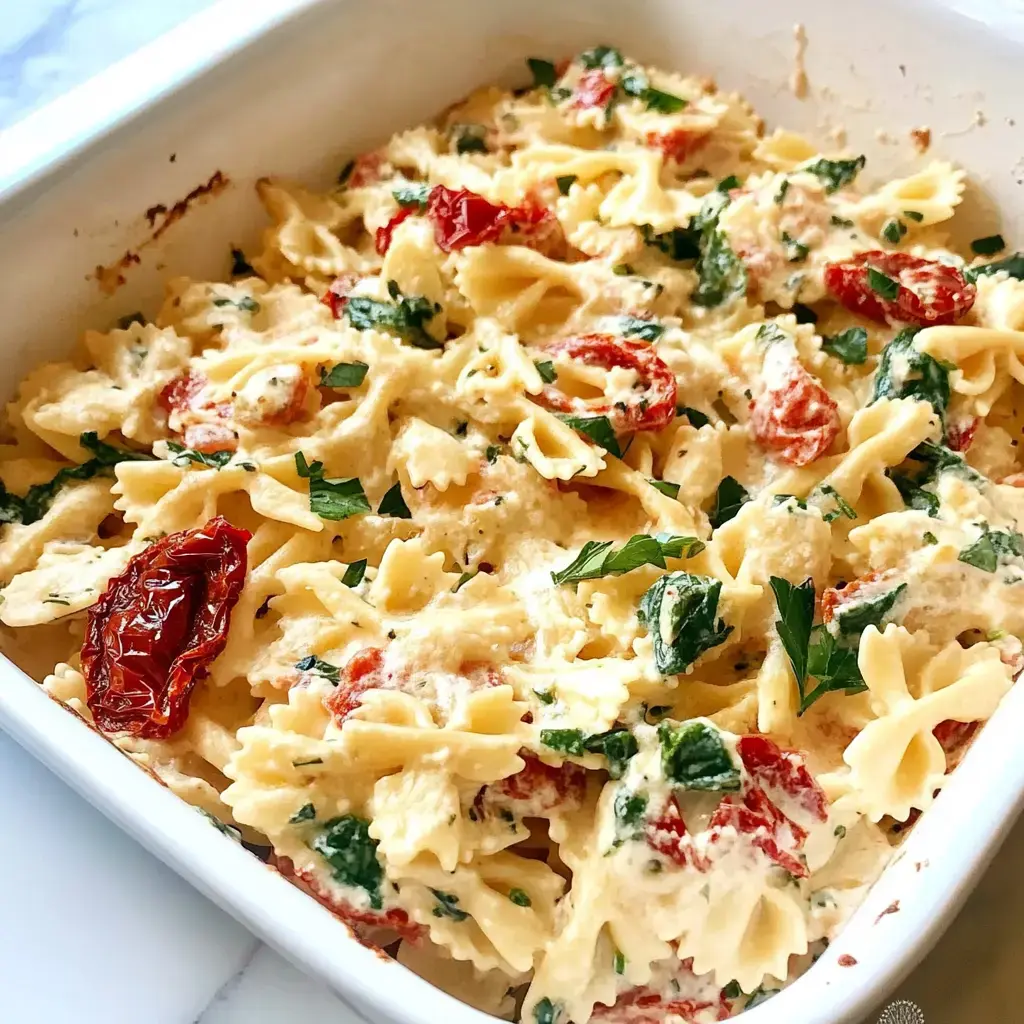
[3,43,1023,1024]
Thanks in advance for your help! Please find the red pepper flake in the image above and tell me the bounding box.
[81,517,250,738]
[837,954,858,967]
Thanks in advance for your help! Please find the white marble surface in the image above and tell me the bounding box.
[1,3,1023,1023]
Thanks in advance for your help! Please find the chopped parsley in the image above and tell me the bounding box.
[903,210,925,222]
[613,789,648,828]
[817,483,857,523]
[556,413,621,457]
[872,328,950,426]
[965,251,1024,283]
[821,326,868,365]
[540,727,638,778]
[774,179,790,204]
[923,531,938,545]
[311,816,384,909]
[377,481,412,519]
[212,295,260,313]
[166,443,234,469]
[658,719,740,791]
[485,444,503,464]
[971,234,1006,256]
[550,532,704,586]
[866,266,900,301]
[800,155,866,194]
[578,46,624,70]
[782,231,809,262]
[345,280,442,349]
[619,315,664,341]
[620,71,687,114]
[320,361,369,387]
[709,475,749,529]
[295,452,370,521]
[289,803,317,824]
[453,124,488,155]
[430,889,470,921]
[393,183,431,210]
[882,218,908,244]
[638,573,732,675]
[534,359,558,383]
[508,888,532,907]
[614,951,627,975]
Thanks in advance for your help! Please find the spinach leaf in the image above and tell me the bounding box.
[886,470,940,517]
[556,175,577,195]
[578,46,624,70]
[619,315,664,341]
[614,789,648,827]
[166,442,234,469]
[640,223,701,261]
[800,155,866,194]
[345,280,442,349]
[965,252,1024,283]
[295,655,341,684]
[882,218,907,244]
[821,326,868,365]
[430,889,469,921]
[971,234,1005,256]
[584,728,639,779]
[638,572,732,674]
[782,231,809,262]
[958,526,1024,573]
[692,222,747,308]
[377,481,412,519]
[341,559,367,588]
[556,413,621,457]
[539,729,588,757]
[320,361,369,387]
[534,359,558,383]
[871,328,950,425]
[393,183,431,210]
[658,719,740,791]
[289,803,317,823]
[769,576,814,689]
[830,584,906,635]
[817,483,856,523]
[550,533,703,586]
[311,815,384,908]
[709,475,749,529]
[620,72,686,113]
[294,452,370,521]
[527,57,558,88]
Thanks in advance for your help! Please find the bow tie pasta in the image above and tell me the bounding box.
[3,42,1024,1024]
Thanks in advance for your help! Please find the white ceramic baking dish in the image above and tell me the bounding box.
[1,1,1023,1021]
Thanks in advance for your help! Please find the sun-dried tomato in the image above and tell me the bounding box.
[502,194,569,260]
[158,370,207,415]
[488,755,587,813]
[182,422,239,454]
[375,207,415,256]
[646,129,709,164]
[81,517,250,738]
[946,416,979,453]
[159,371,238,451]
[321,273,362,319]
[933,719,978,758]
[572,68,617,110]
[736,735,829,823]
[427,185,510,251]
[823,251,976,326]
[645,795,708,871]
[324,647,386,721]
[591,989,729,1024]
[750,363,841,466]
[709,785,809,878]
[345,152,385,189]
[538,334,678,433]
[272,854,422,943]
[820,569,894,625]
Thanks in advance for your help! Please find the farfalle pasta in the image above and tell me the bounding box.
[2,43,1024,1024]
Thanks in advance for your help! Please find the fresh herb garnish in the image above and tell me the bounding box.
[534,359,558,383]
[677,406,710,428]
[613,789,648,827]
[903,210,924,223]
[311,816,384,908]
[958,525,1024,573]
[867,266,900,301]
[692,214,747,307]
[872,327,950,425]
[289,803,317,823]
[230,247,255,276]
[555,175,577,196]
[166,442,234,469]
[377,481,412,519]
[485,444,503,464]
[295,452,370,521]
[527,57,558,88]
[882,218,907,244]
[430,889,470,921]
[578,46,624,70]
[709,475,749,529]
[556,414,621,457]
[638,573,732,674]
[775,180,790,204]
[212,295,260,313]
[817,483,857,523]
[320,361,369,387]
[454,124,488,155]
[822,326,868,365]
[971,234,1006,256]
[769,576,814,689]
[618,315,664,341]
[620,72,687,113]
[782,231,809,262]
[614,951,627,975]
[965,251,1024,283]
[830,584,907,636]
[295,655,341,684]
[346,280,442,349]
[800,155,866,194]
[923,531,938,545]
[658,719,740,790]
[533,997,562,1024]
[649,478,681,499]
[540,727,638,778]
[341,559,367,587]
[508,887,532,907]
[550,533,703,586]
[393,183,431,210]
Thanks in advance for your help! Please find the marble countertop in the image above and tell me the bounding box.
[1,3,1022,1023]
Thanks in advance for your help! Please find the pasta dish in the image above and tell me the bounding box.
[3,45,1024,1022]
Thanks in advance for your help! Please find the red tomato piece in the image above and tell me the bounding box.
[933,719,978,757]
[736,735,828,823]
[272,855,423,943]
[248,372,310,428]
[323,647,386,721]
[488,755,587,814]
[750,363,841,466]
[645,129,709,164]
[182,422,239,454]
[946,416,978,453]
[375,207,415,256]
[823,251,976,327]
[427,185,510,252]
[539,334,678,434]
[502,194,569,260]
[159,371,207,415]
[645,796,708,871]
[321,273,362,319]
[346,152,385,188]
[572,68,617,110]
[81,517,250,738]
[820,569,894,625]
[591,990,729,1024]
[709,786,809,878]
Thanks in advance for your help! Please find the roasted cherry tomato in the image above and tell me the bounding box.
[645,129,708,164]
[571,68,617,110]
[539,334,678,433]
[159,371,237,452]
[158,371,207,415]
[272,854,422,942]
[820,569,894,625]
[323,647,385,721]
[81,517,250,738]
[750,363,840,466]
[823,251,976,326]
[932,719,978,761]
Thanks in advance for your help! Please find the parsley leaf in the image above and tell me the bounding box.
[867,266,900,301]
[638,572,732,674]
[534,359,558,383]
[872,328,950,426]
[965,251,1024,283]
[166,442,234,469]
[393,183,431,210]
[556,414,621,457]
[377,481,412,519]
[345,280,442,349]
[311,816,384,908]
[430,889,469,921]
[958,526,1024,573]
[822,326,868,365]
[769,577,814,689]
[619,315,664,341]
[709,475,749,529]
[801,628,866,711]
[817,483,857,523]
[800,155,866,194]
[320,361,369,388]
[294,452,370,521]
[640,223,701,261]
[658,719,740,790]
[551,533,703,586]
[527,57,558,88]
[341,559,367,588]
[692,219,747,308]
